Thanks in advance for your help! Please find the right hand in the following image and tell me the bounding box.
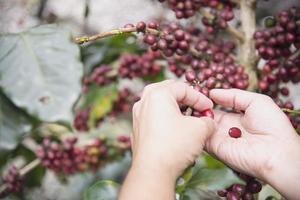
[205,89,300,199]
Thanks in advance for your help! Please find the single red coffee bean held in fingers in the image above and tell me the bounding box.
[200,109,214,119]
[228,127,242,138]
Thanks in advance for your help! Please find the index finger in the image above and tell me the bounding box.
[209,88,273,111]
[168,81,214,111]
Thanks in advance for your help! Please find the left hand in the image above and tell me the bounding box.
[131,80,215,179]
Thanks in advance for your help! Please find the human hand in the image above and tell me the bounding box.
[206,89,300,198]
[131,80,215,179]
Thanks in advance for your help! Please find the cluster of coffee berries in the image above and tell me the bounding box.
[255,7,300,60]
[36,136,130,175]
[110,88,140,117]
[217,172,262,200]
[257,58,300,99]
[274,99,300,129]
[255,7,300,104]
[119,50,162,79]
[142,22,194,58]
[201,4,235,34]
[157,0,235,22]
[0,166,23,198]
[184,38,249,93]
[36,137,86,174]
[82,65,117,93]
[73,108,90,132]
[139,21,250,92]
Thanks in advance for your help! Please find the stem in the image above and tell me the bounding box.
[19,159,41,177]
[185,107,193,116]
[199,9,245,42]
[239,0,258,90]
[289,49,300,61]
[282,108,300,115]
[0,159,40,194]
[74,27,160,44]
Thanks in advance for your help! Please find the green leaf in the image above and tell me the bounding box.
[296,125,300,135]
[181,188,221,200]
[81,41,109,74]
[0,24,83,123]
[176,166,194,194]
[81,34,143,74]
[142,68,166,83]
[0,92,32,151]
[186,167,242,191]
[85,84,118,128]
[204,154,225,169]
[84,180,120,200]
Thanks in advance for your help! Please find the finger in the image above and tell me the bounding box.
[168,81,214,111]
[141,80,174,98]
[210,88,272,111]
[185,116,216,146]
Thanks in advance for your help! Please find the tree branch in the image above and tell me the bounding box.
[238,0,258,90]
[0,159,41,195]
[74,27,160,44]
[19,159,41,177]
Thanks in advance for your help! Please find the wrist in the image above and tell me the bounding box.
[131,154,178,184]
[263,134,300,198]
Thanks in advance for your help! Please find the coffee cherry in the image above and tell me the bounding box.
[246,180,262,194]
[243,192,254,200]
[136,21,146,32]
[185,70,196,82]
[200,109,215,119]
[143,34,157,45]
[226,192,241,200]
[232,184,246,196]
[217,190,228,197]
[228,127,242,138]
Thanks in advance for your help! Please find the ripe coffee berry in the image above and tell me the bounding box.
[136,21,146,32]
[228,127,242,138]
[200,109,215,119]
[246,180,262,194]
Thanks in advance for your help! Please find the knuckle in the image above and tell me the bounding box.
[148,90,166,100]
[143,84,154,94]
[259,94,273,102]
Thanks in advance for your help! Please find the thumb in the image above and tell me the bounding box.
[185,116,216,146]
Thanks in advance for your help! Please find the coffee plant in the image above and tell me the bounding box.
[0,0,300,199]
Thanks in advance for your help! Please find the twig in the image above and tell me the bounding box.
[37,0,48,18]
[185,107,193,116]
[199,9,245,42]
[227,26,245,42]
[0,159,41,194]
[289,49,300,61]
[74,27,160,44]
[19,159,41,177]
[282,108,300,115]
